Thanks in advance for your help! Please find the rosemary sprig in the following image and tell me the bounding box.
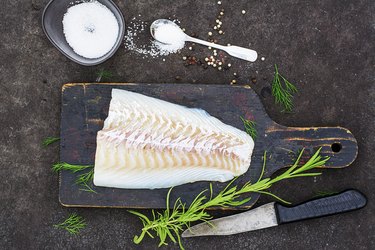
[52,162,96,193]
[42,137,60,147]
[129,148,329,249]
[240,116,257,139]
[54,213,86,235]
[272,64,298,112]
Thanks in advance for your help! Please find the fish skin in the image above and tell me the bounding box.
[93,89,254,189]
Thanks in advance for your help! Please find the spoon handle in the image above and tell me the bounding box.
[224,46,258,62]
[186,36,258,62]
[186,36,227,50]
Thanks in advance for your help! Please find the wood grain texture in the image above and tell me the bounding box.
[60,83,358,209]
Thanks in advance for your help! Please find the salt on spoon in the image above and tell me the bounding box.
[150,19,258,62]
[124,18,185,57]
[152,22,186,48]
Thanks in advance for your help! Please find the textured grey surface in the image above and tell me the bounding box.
[0,0,374,249]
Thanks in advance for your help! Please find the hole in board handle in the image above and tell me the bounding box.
[331,143,342,153]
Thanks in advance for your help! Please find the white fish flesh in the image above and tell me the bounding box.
[93,89,254,189]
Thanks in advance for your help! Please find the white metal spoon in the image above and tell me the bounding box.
[150,19,258,62]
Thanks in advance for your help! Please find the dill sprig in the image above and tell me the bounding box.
[42,137,60,147]
[52,162,93,173]
[96,69,113,82]
[272,64,298,112]
[76,168,94,185]
[76,169,97,193]
[54,213,87,235]
[129,148,329,249]
[52,162,96,193]
[240,116,257,139]
[79,182,97,193]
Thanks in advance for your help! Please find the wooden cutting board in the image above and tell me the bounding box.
[59,83,358,209]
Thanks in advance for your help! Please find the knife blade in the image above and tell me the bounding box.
[182,189,366,237]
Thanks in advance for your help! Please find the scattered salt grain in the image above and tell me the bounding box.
[62,1,119,59]
[124,18,185,58]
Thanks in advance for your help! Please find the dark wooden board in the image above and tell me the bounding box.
[60,83,358,209]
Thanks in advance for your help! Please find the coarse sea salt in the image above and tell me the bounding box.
[62,1,119,59]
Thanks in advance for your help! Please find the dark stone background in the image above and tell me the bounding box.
[0,0,374,249]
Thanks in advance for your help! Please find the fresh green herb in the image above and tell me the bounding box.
[240,116,257,139]
[52,162,93,173]
[76,169,97,193]
[52,162,96,193]
[129,148,329,249]
[42,137,60,147]
[272,64,298,112]
[314,190,339,198]
[54,213,87,235]
[96,69,113,82]
[75,168,94,185]
[79,182,97,194]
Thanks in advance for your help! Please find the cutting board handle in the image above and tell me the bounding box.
[265,124,358,171]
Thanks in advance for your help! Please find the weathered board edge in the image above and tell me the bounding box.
[59,83,265,210]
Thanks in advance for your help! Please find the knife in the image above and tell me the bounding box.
[182,189,366,237]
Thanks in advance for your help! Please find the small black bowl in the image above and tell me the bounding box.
[42,0,125,66]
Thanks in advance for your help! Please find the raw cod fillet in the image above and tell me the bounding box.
[93,89,254,189]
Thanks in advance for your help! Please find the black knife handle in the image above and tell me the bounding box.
[275,190,367,224]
